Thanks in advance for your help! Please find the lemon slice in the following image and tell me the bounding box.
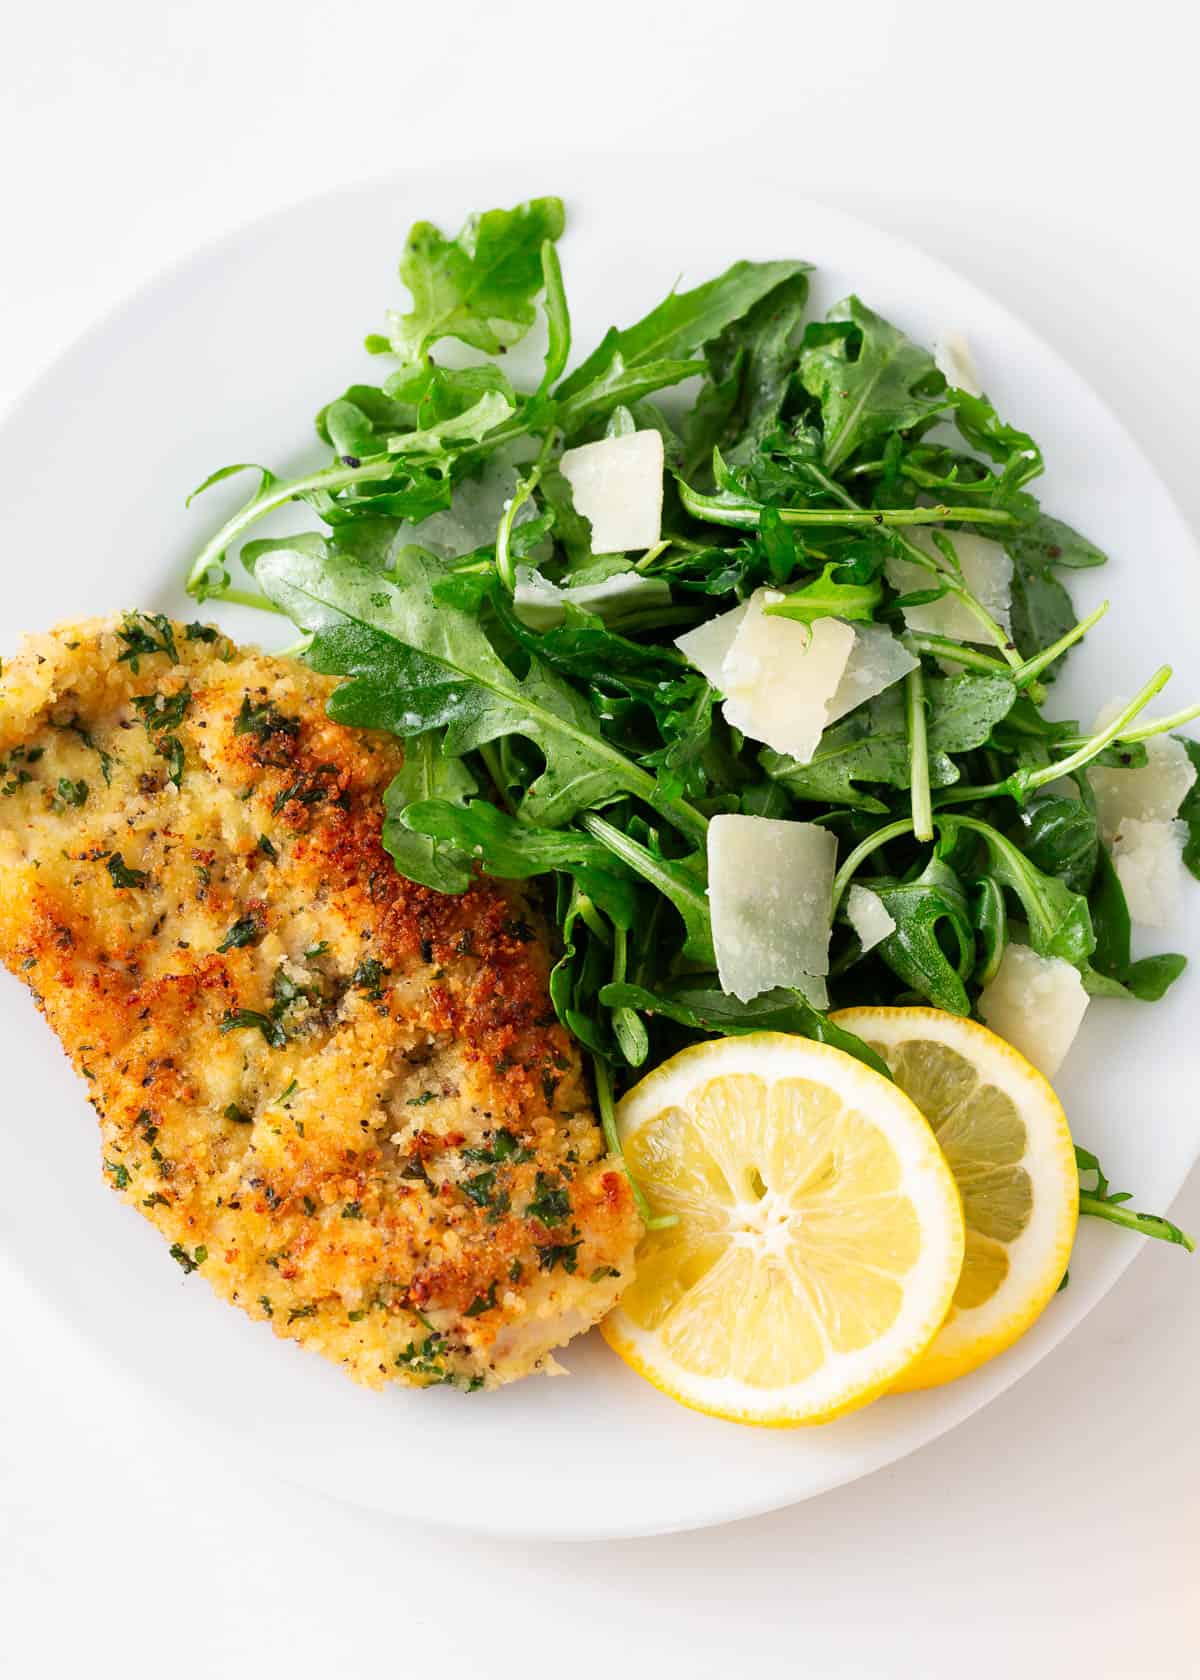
[831,1007,1078,1392]
[601,1032,964,1426]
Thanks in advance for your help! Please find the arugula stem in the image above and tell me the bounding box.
[204,585,286,615]
[1053,698,1200,750]
[609,924,650,1066]
[678,480,1015,533]
[634,540,673,573]
[612,921,630,978]
[1115,700,1200,743]
[186,457,397,592]
[907,634,1010,676]
[931,781,1011,809]
[591,1053,676,1230]
[847,458,1018,498]
[831,818,917,912]
[495,427,558,593]
[794,463,1026,678]
[1016,667,1172,793]
[275,632,314,660]
[592,1049,620,1156]
[1079,1193,1195,1252]
[905,633,1045,703]
[903,655,934,842]
[1011,600,1109,683]
[894,528,1024,675]
[575,894,611,943]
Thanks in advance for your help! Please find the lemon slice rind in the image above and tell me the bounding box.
[601,1032,965,1427]
[831,1007,1078,1393]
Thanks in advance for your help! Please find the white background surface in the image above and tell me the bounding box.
[1,3,1197,1674]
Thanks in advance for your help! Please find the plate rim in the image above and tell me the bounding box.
[1,156,1196,1540]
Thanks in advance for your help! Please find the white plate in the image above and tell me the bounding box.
[1,160,1197,1540]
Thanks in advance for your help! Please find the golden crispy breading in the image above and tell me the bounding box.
[0,615,640,1389]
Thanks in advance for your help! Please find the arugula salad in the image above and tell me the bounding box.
[186,194,1195,1252]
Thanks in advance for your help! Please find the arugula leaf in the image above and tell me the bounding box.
[764,561,883,624]
[555,352,706,439]
[1008,557,1077,678]
[1000,513,1103,681]
[987,696,1076,773]
[1088,839,1131,978]
[937,815,1095,965]
[1121,953,1188,1002]
[1085,843,1186,999]
[549,880,620,1058]
[799,297,950,471]
[971,874,1008,986]
[870,856,975,1015]
[556,259,810,401]
[382,197,565,362]
[253,542,697,834]
[682,272,810,476]
[190,450,453,594]
[499,594,688,688]
[400,798,638,927]
[380,390,514,456]
[763,673,1017,807]
[381,733,477,893]
[1174,737,1200,881]
[1006,512,1106,572]
[535,239,571,399]
[184,190,1198,1143]
[599,978,890,1079]
[320,366,515,459]
[1014,795,1099,896]
[539,463,595,567]
[1076,1145,1195,1251]
[607,924,651,1068]
[580,813,713,965]
[641,681,717,803]
[949,391,1043,491]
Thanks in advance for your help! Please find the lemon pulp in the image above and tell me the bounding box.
[602,1034,964,1425]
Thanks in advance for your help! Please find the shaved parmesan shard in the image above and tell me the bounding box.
[933,329,983,398]
[886,530,1013,644]
[1110,818,1188,929]
[1088,703,1197,842]
[675,599,913,759]
[721,594,856,763]
[708,814,837,1004]
[846,885,896,954]
[824,623,918,726]
[976,944,1088,1079]
[673,600,748,688]
[558,430,665,553]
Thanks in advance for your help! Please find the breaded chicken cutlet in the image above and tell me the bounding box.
[0,614,640,1390]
